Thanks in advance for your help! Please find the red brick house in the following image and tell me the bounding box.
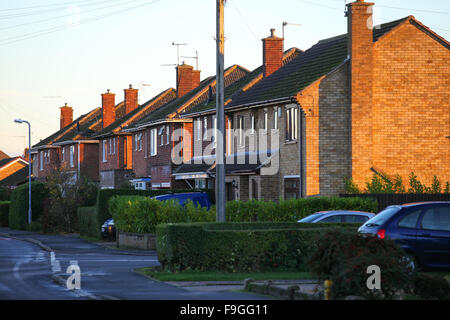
[174,0,450,200]
[0,156,30,189]
[93,86,177,189]
[123,63,250,190]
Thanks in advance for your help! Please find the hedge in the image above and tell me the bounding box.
[0,201,10,227]
[110,196,377,234]
[77,206,98,239]
[8,182,49,230]
[156,222,360,272]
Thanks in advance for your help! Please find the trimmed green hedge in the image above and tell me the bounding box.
[110,196,377,234]
[156,222,360,272]
[8,182,49,230]
[77,206,98,239]
[96,188,212,229]
[0,201,10,227]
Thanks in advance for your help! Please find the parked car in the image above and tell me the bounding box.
[298,210,375,224]
[101,192,212,240]
[358,201,450,270]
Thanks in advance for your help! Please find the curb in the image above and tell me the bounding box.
[244,279,321,300]
[0,232,52,252]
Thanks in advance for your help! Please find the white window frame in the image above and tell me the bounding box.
[102,140,107,162]
[39,151,43,171]
[273,108,278,130]
[166,125,170,145]
[70,145,75,167]
[159,126,164,146]
[150,128,157,156]
[196,119,202,141]
[61,147,65,162]
[238,116,244,146]
[250,114,255,134]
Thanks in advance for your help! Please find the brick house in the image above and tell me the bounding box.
[92,86,176,189]
[122,63,249,190]
[0,156,30,188]
[176,0,450,200]
[174,39,302,200]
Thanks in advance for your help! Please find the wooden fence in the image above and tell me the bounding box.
[340,193,450,212]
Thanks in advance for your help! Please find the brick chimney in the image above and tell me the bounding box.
[102,89,116,128]
[124,84,138,114]
[176,63,200,98]
[23,148,29,162]
[347,0,374,186]
[262,28,284,78]
[60,103,73,129]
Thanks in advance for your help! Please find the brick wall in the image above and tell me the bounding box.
[80,143,99,181]
[372,20,450,186]
[102,91,116,128]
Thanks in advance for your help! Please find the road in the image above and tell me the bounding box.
[0,229,270,300]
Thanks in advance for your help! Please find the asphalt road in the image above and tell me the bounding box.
[0,229,270,300]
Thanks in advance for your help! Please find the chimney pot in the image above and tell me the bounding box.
[270,28,275,37]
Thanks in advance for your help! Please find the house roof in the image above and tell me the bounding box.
[180,48,303,117]
[0,150,9,161]
[93,88,177,139]
[0,165,29,187]
[124,65,250,131]
[0,157,16,169]
[226,17,410,109]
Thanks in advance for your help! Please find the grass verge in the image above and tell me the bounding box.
[136,267,315,282]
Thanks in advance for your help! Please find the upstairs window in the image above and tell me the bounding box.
[273,108,278,130]
[196,119,202,141]
[70,145,75,167]
[285,107,298,142]
[150,128,157,156]
[39,151,43,171]
[238,116,244,146]
[166,125,170,145]
[102,140,107,162]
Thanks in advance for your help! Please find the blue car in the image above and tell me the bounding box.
[358,201,450,270]
[101,192,212,240]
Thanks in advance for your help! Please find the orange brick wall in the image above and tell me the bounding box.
[372,21,450,187]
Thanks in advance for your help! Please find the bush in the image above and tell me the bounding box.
[413,273,450,300]
[0,201,10,227]
[307,228,415,299]
[77,206,99,239]
[8,182,49,230]
[156,222,359,273]
[0,186,11,201]
[96,188,211,230]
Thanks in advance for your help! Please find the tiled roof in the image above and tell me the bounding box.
[93,88,177,138]
[0,165,29,187]
[226,17,409,109]
[0,157,17,168]
[125,65,250,130]
[180,48,302,117]
[0,150,9,161]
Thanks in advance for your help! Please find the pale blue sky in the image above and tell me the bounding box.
[0,0,449,156]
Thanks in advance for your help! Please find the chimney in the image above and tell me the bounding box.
[262,28,283,78]
[23,148,29,162]
[124,84,138,114]
[60,103,73,129]
[347,0,374,186]
[102,89,116,128]
[176,62,200,98]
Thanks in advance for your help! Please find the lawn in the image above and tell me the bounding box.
[136,267,315,282]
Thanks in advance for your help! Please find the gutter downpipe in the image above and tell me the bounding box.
[77,141,81,179]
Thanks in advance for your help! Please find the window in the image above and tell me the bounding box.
[238,116,244,146]
[344,215,370,223]
[144,131,148,158]
[212,115,217,148]
[250,114,255,134]
[159,126,164,146]
[102,140,107,162]
[61,147,65,162]
[135,133,143,151]
[263,111,268,132]
[150,128,157,156]
[70,145,75,167]
[421,206,450,231]
[320,215,343,223]
[109,138,112,155]
[285,107,298,141]
[166,125,170,145]
[273,108,278,130]
[398,209,422,229]
[113,137,116,155]
[196,119,202,141]
[134,134,138,151]
[39,151,43,171]
[203,116,208,139]
[227,118,232,155]
[284,178,299,199]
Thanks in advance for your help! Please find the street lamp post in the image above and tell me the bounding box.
[14,119,32,225]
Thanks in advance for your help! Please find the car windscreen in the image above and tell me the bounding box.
[362,206,401,227]
[298,212,326,222]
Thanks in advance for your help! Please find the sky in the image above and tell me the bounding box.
[0,0,449,157]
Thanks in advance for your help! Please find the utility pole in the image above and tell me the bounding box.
[216,0,226,222]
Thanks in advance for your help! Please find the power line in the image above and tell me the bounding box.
[0,0,131,19]
[0,0,140,31]
[0,0,161,47]
[326,0,450,15]
[0,0,93,12]
[229,0,259,42]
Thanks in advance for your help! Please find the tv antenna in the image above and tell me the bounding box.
[172,42,187,66]
[282,21,301,50]
[181,50,199,70]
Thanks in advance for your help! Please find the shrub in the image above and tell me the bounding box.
[307,228,415,299]
[77,206,99,239]
[8,182,49,230]
[156,222,359,273]
[413,273,450,300]
[0,201,10,227]
[0,186,11,201]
